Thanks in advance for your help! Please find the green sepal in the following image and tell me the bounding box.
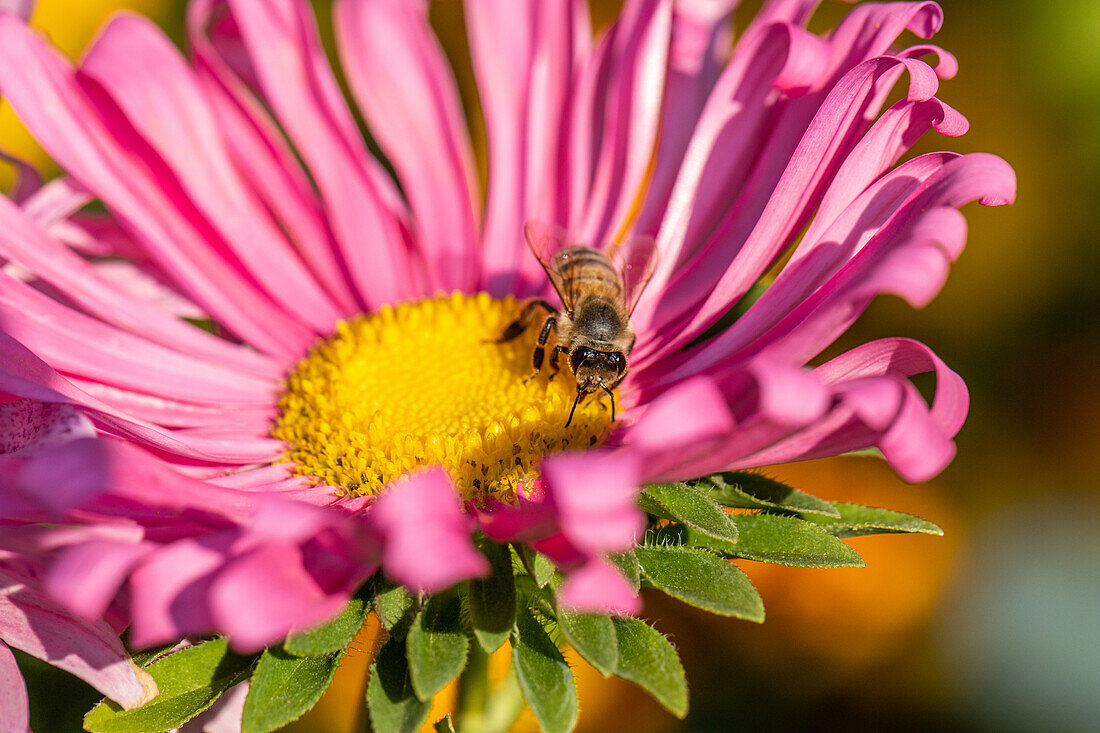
[635,545,764,622]
[366,637,431,733]
[804,502,943,538]
[611,617,688,718]
[241,646,341,733]
[700,472,839,517]
[84,638,256,733]
[557,611,618,677]
[406,592,468,701]
[374,580,416,635]
[511,605,578,733]
[469,538,517,653]
[515,544,556,588]
[640,483,739,543]
[284,596,368,656]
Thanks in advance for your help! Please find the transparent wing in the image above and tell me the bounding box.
[606,233,658,315]
[524,220,576,310]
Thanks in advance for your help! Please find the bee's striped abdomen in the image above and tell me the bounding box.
[554,245,622,300]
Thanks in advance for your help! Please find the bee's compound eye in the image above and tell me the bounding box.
[608,352,625,375]
[570,346,596,373]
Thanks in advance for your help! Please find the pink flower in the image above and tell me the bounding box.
[0,0,1014,662]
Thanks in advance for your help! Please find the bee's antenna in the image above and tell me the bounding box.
[601,383,616,422]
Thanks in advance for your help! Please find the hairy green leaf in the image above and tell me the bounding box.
[609,551,641,593]
[723,514,864,568]
[241,647,340,733]
[285,597,368,656]
[512,606,577,733]
[470,538,517,653]
[84,638,254,733]
[700,473,839,517]
[558,611,618,676]
[641,483,739,542]
[805,502,943,538]
[375,581,415,634]
[611,617,688,718]
[635,545,764,621]
[406,593,468,700]
[367,637,431,733]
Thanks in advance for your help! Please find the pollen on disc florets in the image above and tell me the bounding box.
[273,292,616,502]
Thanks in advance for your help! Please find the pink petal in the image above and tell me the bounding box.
[624,375,735,482]
[0,271,276,406]
[468,1,591,294]
[0,639,30,733]
[223,0,417,308]
[188,0,360,314]
[575,0,672,246]
[210,543,348,652]
[0,569,157,708]
[128,536,230,647]
[81,13,342,333]
[540,451,643,556]
[335,0,480,292]
[0,15,312,359]
[369,468,488,592]
[0,190,279,382]
[556,558,640,616]
[46,540,152,619]
[0,333,282,463]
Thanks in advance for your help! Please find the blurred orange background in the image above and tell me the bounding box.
[4,0,1096,731]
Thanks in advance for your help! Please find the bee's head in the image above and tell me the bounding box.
[570,346,626,388]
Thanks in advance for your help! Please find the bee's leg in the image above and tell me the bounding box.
[523,316,557,384]
[496,298,556,343]
[600,383,616,422]
[547,345,567,381]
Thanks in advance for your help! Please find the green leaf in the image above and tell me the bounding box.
[640,483,739,543]
[84,638,255,733]
[635,545,764,622]
[469,538,517,653]
[375,581,415,634]
[726,514,864,567]
[700,472,839,517]
[611,618,688,718]
[241,647,341,733]
[406,593,468,701]
[512,606,577,733]
[367,637,431,733]
[558,611,618,676]
[805,502,944,538]
[608,551,641,593]
[434,714,458,733]
[285,597,368,656]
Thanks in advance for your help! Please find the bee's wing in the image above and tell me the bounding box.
[524,220,576,310]
[606,233,658,315]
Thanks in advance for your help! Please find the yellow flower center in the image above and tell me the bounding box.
[273,293,616,501]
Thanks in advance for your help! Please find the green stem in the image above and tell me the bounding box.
[454,644,523,733]
[455,643,491,731]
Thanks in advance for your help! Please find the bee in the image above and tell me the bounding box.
[497,221,658,427]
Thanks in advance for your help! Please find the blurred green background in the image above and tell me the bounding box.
[3,0,1095,730]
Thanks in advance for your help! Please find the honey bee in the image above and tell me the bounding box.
[498,221,658,427]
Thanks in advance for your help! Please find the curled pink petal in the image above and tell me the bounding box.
[557,558,641,616]
[370,468,488,592]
